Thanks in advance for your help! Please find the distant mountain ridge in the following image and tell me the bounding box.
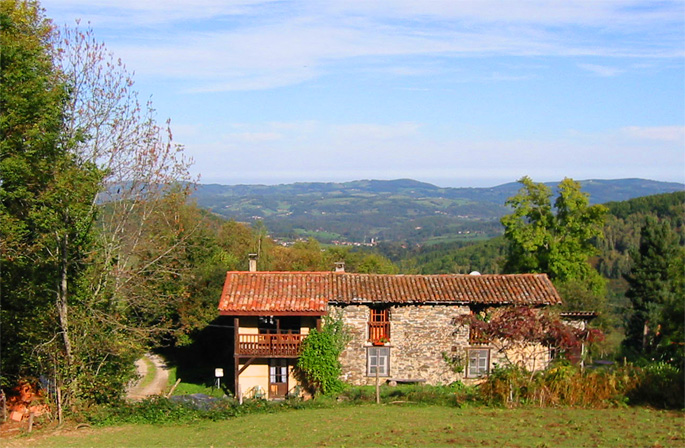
[196,178,683,204]
[192,178,684,245]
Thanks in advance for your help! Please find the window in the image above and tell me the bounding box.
[367,347,390,376]
[269,359,288,399]
[467,348,490,378]
[368,308,390,342]
[370,308,389,323]
[270,359,287,384]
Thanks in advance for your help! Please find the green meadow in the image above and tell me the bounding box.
[6,405,682,448]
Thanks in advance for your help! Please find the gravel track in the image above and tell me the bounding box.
[126,354,170,400]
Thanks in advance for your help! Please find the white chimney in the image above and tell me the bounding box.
[248,253,258,272]
[335,261,345,273]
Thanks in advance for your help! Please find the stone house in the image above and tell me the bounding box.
[218,267,562,399]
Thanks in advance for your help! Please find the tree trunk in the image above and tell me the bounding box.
[57,234,73,364]
[642,321,649,353]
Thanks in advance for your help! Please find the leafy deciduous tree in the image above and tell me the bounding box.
[1,0,196,405]
[501,177,607,310]
[296,313,349,396]
[0,0,104,397]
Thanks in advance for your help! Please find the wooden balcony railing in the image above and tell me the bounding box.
[237,333,305,357]
[368,321,390,343]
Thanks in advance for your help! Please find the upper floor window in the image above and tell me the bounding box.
[368,308,390,343]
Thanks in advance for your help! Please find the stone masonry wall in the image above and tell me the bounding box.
[333,304,471,386]
[332,305,368,385]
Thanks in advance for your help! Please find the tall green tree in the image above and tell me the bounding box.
[501,177,607,310]
[0,0,104,396]
[623,217,684,364]
[1,0,196,406]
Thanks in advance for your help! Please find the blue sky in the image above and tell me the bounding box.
[42,0,684,187]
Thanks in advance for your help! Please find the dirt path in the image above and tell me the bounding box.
[126,354,170,400]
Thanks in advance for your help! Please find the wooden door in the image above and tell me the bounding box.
[269,359,288,399]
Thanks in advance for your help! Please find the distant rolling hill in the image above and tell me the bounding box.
[191,178,684,245]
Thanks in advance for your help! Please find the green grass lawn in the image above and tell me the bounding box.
[166,366,227,398]
[7,405,682,448]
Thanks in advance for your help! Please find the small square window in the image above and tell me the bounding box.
[367,346,390,376]
[467,348,490,378]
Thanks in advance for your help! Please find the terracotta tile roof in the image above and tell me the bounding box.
[218,272,562,315]
[219,272,330,315]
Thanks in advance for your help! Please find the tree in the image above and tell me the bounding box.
[1,0,195,406]
[323,246,399,274]
[453,307,602,371]
[54,20,193,331]
[55,19,195,403]
[501,177,607,310]
[0,0,104,396]
[623,217,684,364]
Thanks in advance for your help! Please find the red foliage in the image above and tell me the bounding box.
[453,306,600,356]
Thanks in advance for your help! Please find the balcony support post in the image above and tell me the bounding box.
[234,317,240,397]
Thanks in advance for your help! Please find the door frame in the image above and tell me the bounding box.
[269,359,288,399]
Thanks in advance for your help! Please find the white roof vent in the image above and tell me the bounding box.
[469,271,481,276]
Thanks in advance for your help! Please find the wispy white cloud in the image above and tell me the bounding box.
[335,0,681,27]
[46,0,276,26]
[578,63,624,77]
[47,0,685,28]
[38,1,684,187]
[43,0,684,91]
[621,126,685,142]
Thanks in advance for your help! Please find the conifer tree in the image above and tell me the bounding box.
[623,217,684,364]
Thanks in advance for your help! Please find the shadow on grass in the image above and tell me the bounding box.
[157,316,235,396]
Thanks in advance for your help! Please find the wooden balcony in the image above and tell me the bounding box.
[237,333,305,357]
[368,321,390,344]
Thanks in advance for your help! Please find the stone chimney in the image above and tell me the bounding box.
[335,261,345,273]
[248,253,258,272]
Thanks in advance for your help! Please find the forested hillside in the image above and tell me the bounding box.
[193,178,683,245]
[597,191,685,280]
[388,191,684,277]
